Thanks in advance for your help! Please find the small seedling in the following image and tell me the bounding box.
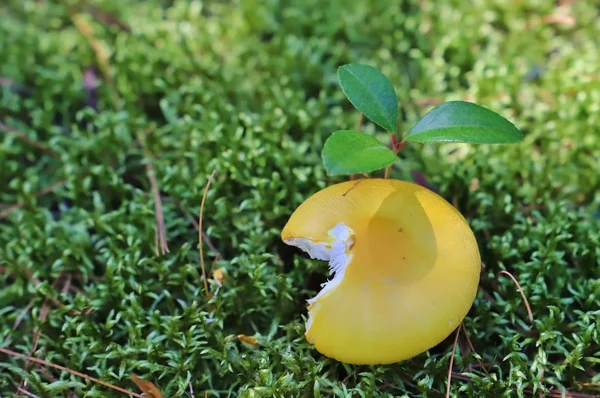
[322,63,523,177]
[281,63,523,365]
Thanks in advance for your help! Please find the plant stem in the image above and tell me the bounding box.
[0,121,60,158]
[383,135,405,179]
[0,347,142,397]
[350,113,365,181]
[445,326,461,398]
[199,170,216,302]
[383,166,392,179]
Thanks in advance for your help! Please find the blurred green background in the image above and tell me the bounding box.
[1,0,599,396]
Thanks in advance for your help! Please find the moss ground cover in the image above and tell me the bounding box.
[1,0,599,396]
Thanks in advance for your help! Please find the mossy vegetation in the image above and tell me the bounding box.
[1,0,599,396]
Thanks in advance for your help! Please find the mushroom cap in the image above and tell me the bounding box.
[281,179,480,365]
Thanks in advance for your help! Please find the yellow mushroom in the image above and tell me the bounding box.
[281,178,480,365]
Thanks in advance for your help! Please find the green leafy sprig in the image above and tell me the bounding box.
[322,63,523,176]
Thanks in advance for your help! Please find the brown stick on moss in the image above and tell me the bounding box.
[0,347,142,397]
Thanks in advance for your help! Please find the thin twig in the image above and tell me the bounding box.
[450,371,597,398]
[0,122,59,158]
[547,391,600,398]
[189,382,196,398]
[13,301,35,331]
[16,388,40,398]
[37,366,57,383]
[450,372,471,383]
[542,14,575,26]
[201,231,219,257]
[0,179,67,220]
[0,347,142,397]
[199,171,216,300]
[70,12,121,108]
[460,323,490,377]
[17,301,51,395]
[38,365,79,398]
[446,326,461,398]
[171,198,220,256]
[498,270,534,323]
[86,3,132,32]
[60,274,72,295]
[139,133,169,255]
[148,164,169,255]
[17,272,73,395]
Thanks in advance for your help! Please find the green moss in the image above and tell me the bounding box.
[1,0,599,396]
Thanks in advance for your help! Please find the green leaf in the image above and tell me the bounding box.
[405,101,523,143]
[338,64,398,132]
[322,130,398,175]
